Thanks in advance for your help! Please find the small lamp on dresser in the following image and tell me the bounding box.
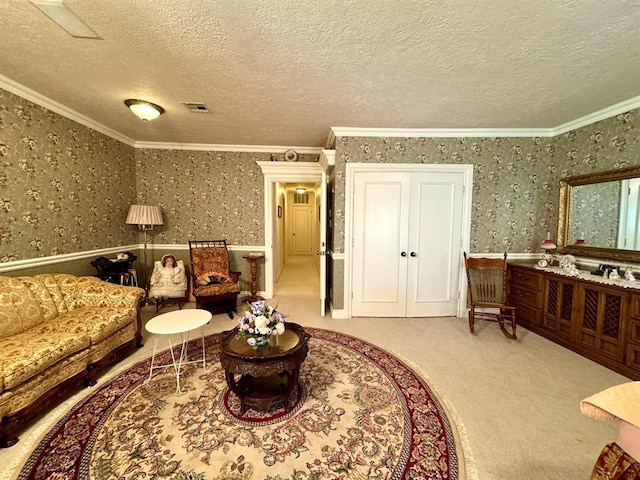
[540,233,557,265]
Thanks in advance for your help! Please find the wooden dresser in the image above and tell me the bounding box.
[507,262,640,380]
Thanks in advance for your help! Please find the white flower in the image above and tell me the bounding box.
[254,315,268,328]
[257,326,271,335]
[275,322,285,335]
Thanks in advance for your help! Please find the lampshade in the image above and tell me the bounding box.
[126,205,164,227]
[124,99,165,122]
[540,234,557,250]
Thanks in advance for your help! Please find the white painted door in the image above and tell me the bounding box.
[352,171,464,317]
[319,173,328,316]
[352,172,410,317]
[291,205,313,255]
[406,173,464,317]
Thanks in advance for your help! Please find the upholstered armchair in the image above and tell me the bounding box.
[188,240,241,318]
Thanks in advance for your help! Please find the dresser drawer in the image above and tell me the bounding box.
[509,266,543,291]
[509,284,542,309]
[515,303,541,328]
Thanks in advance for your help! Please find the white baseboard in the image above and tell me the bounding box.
[330,307,349,319]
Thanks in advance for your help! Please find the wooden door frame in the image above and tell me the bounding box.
[257,161,323,299]
[345,163,473,318]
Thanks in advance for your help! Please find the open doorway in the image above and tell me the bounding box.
[273,183,320,297]
[258,155,334,316]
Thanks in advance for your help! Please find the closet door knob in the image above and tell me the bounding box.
[410,252,417,257]
[401,251,407,257]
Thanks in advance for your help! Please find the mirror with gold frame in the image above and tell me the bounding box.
[558,166,640,263]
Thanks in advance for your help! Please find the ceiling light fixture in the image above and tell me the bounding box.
[295,187,306,194]
[31,0,100,39]
[124,99,165,122]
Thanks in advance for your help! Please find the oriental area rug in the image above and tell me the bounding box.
[17,328,470,480]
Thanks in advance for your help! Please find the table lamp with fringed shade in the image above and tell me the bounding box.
[540,232,557,264]
[126,205,164,299]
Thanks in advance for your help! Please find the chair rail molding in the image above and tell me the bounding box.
[0,245,140,274]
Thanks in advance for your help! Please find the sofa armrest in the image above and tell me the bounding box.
[230,271,241,282]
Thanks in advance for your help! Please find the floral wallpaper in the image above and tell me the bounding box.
[569,181,620,248]
[0,88,137,263]
[135,149,318,246]
[1,77,638,286]
[331,109,640,254]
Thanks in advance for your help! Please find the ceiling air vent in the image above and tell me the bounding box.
[182,102,210,113]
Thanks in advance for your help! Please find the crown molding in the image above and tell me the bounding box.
[331,96,640,140]
[551,95,640,136]
[0,74,136,147]
[134,141,322,154]
[325,129,337,148]
[330,126,555,138]
[2,75,638,148]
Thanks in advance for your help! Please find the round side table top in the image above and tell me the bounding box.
[145,308,212,335]
[221,322,309,359]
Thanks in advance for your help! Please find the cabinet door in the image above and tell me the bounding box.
[627,295,640,371]
[543,278,574,338]
[578,285,626,360]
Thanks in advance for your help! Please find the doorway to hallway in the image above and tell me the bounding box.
[274,255,319,298]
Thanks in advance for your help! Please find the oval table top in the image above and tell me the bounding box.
[145,308,212,335]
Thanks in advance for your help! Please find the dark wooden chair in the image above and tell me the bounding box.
[188,240,241,318]
[463,252,517,339]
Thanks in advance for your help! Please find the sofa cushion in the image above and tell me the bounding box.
[31,306,137,345]
[34,274,71,315]
[17,276,59,322]
[69,276,144,309]
[0,332,90,389]
[0,277,45,340]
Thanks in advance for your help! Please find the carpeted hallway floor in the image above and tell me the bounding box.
[1,255,629,480]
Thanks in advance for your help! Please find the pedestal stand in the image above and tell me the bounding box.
[243,253,264,304]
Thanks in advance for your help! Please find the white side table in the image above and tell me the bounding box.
[145,308,212,392]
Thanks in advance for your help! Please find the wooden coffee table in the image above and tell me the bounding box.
[219,322,310,416]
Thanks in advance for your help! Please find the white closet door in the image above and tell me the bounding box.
[351,172,409,317]
[406,173,464,317]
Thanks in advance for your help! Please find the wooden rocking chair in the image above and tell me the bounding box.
[463,252,517,339]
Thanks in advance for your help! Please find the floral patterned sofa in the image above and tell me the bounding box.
[0,274,144,447]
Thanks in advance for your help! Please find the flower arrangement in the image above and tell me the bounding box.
[236,300,285,348]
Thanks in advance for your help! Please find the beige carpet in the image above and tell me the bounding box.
[2,255,628,480]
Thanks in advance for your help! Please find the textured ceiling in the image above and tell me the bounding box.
[1,0,639,147]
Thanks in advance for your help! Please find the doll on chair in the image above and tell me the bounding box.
[149,254,187,310]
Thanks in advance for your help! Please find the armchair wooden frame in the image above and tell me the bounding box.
[188,240,241,318]
[463,252,517,339]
